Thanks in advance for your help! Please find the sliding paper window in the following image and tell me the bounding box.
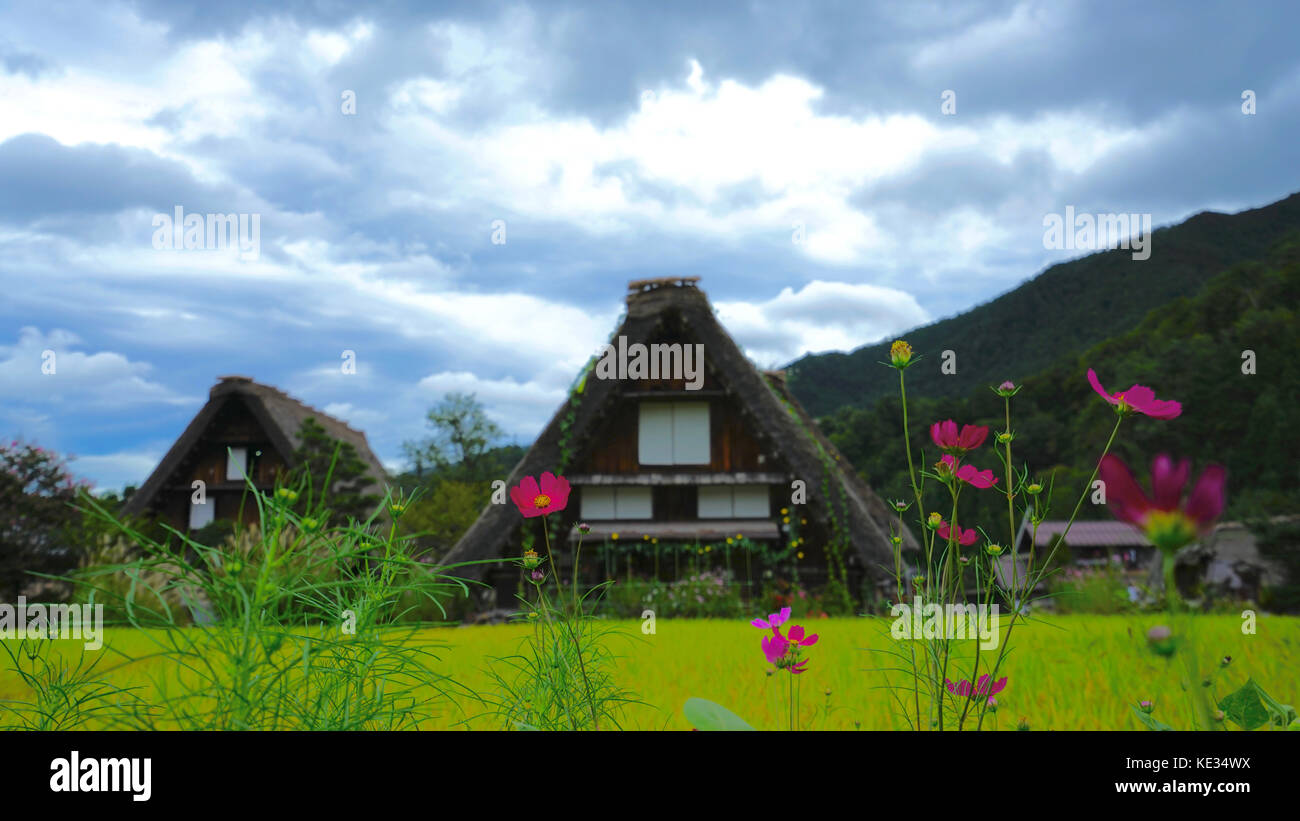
[638,401,710,465]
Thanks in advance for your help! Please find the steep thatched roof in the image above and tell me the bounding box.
[440,279,917,580]
[123,376,388,517]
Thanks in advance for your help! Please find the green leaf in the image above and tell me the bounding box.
[1131,706,1173,731]
[683,697,755,731]
[1248,679,1297,729]
[1217,679,1275,730]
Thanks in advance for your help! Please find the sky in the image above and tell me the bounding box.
[1,0,1298,492]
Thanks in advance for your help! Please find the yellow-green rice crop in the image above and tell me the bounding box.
[4,614,1294,730]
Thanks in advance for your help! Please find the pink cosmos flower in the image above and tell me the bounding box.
[761,633,789,666]
[786,624,819,649]
[940,454,998,489]
[756,611,818,674]
[937,520,978,546]
[751,606,792,630]
[930,420,989,455]
[1098,453,1226,554]
[509,472,571,518]
[1087,369,1182,419]
[945,674,1007,704]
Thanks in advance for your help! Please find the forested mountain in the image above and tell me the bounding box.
[786,192,1300,419]
[816,234,1300,545]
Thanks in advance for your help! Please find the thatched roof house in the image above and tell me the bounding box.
[123,376,387,531]
[441,277,917,606]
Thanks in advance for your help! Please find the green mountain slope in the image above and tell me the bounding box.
[787,192,1300,419]
[819,234,1300,543]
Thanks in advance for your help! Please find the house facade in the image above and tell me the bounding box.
[123,376,388,532]
[441,277,916,609]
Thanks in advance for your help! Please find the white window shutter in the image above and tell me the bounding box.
[671,402,710,464]
[638,403,674,465]
[227,447,248,481]
[698,486,733,518]
[732,485,770,518]
[582,487,616,520]
[616,487,653,519]
[189,498,215,530]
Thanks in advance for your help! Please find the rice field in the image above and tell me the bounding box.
[3,614,1296,730]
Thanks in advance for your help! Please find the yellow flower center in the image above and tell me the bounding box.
[1143,510,1199,554]
[533,494,552,509]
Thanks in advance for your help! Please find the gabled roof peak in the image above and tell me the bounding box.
[625,276,707,316]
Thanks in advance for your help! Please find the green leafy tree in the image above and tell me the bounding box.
[0,441,97,599]
[290,418,380,526]
[403,393,504,481]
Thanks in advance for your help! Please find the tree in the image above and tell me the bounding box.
[0,440,97,599]
[290,418,381,526]
[403,393,503,481]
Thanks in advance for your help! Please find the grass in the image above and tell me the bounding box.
[3,614,1295,730]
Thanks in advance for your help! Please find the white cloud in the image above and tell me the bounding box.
[70,448,164,492]
[0,327,195,407]
[716,280,929,366]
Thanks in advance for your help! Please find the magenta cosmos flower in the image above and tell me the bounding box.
[939,454,998,489]
[751,606,792,630]
[930,420,989,455]
[1098,453,1225,554]
[946,674,1007,704]
[1087,369,1182,419]
[509,472,571,518]
[937,520,978,546]
[755,609,818,674]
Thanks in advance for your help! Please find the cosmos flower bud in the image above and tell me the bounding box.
[1139,700,1154,714]
[530,569,545,582]
[1027,483,1042,495]
[997,431,1013,444]
[1146,625,1176,657]
[888,340,914,369]
[578,522,591,534]
[927,512,943,529]
[985,543,1004,556]
[522,549,541,569]
[276,488,299,504]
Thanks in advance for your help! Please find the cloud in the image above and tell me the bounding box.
[69,448,165,492]
[715,280,929,367]
[0,327,195,408]
[1,0,1298,493]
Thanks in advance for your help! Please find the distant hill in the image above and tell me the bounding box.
[786,191,1300,419]
[818,233,1300,541]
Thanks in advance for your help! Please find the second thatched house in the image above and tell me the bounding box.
[123,376,388,532]
[441,277,916,608]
